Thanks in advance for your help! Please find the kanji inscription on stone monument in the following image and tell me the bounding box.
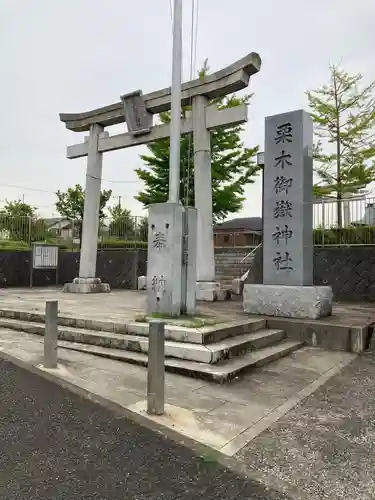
[263,110,313,286]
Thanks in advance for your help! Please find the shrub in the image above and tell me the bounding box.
[98,239,147,250]
[0,239,70,251]
[313,226,375,245]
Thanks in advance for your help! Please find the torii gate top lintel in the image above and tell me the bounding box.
[59,52,261,132]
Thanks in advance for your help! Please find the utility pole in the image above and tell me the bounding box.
[168,0,183,203]
[113,195,122,208]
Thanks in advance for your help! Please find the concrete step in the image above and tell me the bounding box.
[215,254,255,260]
[215,263,252,269]
[0,313,266,345]
[127,318,266,344]
[215,260,253,266]
[215,279,234,285]
[215,267,250,274]
[215,273,246,280]
[57,339,304,383]
[215,260,252,265]
[0,317,284,364]
[215,270,249,276]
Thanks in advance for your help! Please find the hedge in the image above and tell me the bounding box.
[0,240,70,251]
[98,239,147,250]
[313,226,375,245]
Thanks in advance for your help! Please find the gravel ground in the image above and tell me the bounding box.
[235,354,375,500]
[0,358,288,500]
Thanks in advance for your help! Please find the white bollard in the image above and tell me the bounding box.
[44,300,58,369]
[147,320,165,415]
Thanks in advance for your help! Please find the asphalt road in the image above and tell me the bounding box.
[0,357,288,500]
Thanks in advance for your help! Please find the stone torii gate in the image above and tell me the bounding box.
[59,52,261,298]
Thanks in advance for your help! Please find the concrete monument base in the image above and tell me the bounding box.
[138,276,147,290]
[63,277,111,294]
[243,284,333,320]
[196,282,231,302]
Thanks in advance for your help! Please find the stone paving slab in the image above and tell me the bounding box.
[235,353,375,500]
[0,325,355,455]
[2,288,375,329]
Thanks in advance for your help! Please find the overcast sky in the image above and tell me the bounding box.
[1,0,374,218]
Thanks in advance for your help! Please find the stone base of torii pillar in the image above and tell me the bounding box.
[64,277,110,294]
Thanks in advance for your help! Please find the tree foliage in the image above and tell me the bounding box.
[108,204,148,241]
[0,200,35,217]
[108,204,134,238]
[307,65,375,226]
[135,61,260,222]
[55,184,112,241]
[0,199,47,243]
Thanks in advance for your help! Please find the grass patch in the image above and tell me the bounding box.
[200,450,221,463]
[134,312,221,328]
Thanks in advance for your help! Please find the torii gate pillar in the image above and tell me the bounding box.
[64,124,111,293]
[193,96,217,300]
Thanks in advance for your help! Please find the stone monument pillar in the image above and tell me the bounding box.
[64,124,110,293]
[147,203,197,316]
[243,109,332,319]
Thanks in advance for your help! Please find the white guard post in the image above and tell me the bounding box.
[59,53,261,302]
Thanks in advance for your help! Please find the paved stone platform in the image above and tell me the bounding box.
[0,324,354,455]
[1,287,375,329]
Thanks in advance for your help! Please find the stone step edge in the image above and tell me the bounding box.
[58,339,304,383]
[0,316,285,365]
[0,308,265,344]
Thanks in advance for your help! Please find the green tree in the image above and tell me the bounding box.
[55,184,112,245]
[0,199,47,243]
[137,216,149,241]
[0,200,35,217]
[108,204,135,239]
[135,61,260,222]
[307,65,375,227]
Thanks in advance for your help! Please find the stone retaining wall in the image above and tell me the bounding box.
[314,246,375,302]
[0,246,374,300]
[246,245,375,302]
[0,250,147,289]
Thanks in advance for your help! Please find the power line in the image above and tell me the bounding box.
[184,0,200,206]
[0,177,141,196]
[193,0,199,74]
[0,183,53,194]
[86,174,140,184]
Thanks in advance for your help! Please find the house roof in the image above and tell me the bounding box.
[215,217,262,231]
[45,217,71,228]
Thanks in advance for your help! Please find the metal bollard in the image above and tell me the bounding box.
[44,300,58,369]
[147,319,165,415]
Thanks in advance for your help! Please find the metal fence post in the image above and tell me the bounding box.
[147,320,165,415]
[44,300,58,369]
